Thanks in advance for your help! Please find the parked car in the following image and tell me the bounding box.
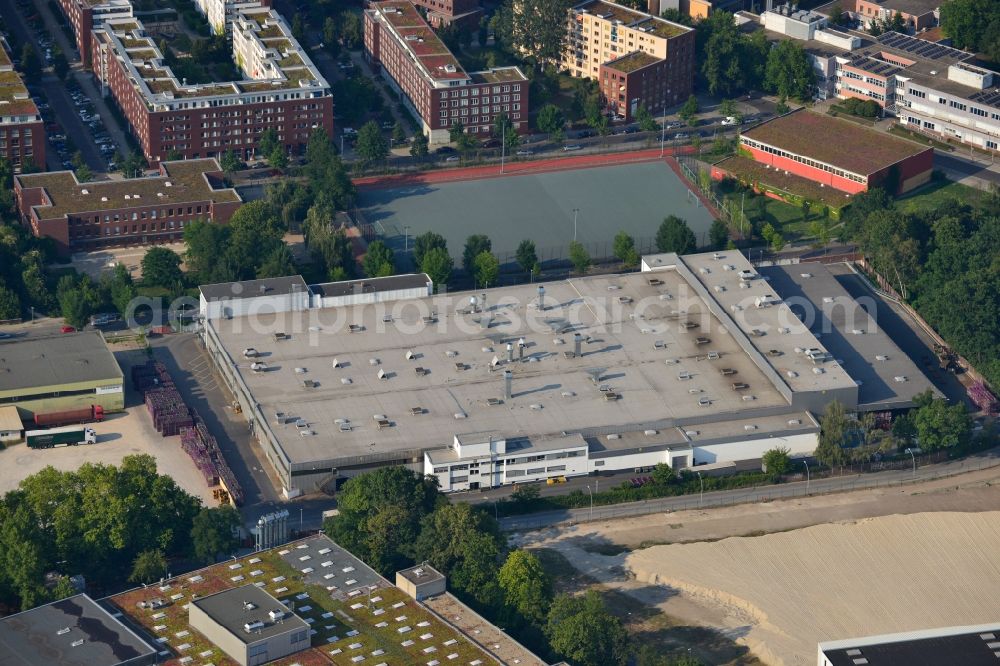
[444,155,460,162]
[515,149,533,156]
[435,145,456,155]
[721,116,739,126]
[342,127,357,136]
[563,144,582,151]
[60,325,76,333]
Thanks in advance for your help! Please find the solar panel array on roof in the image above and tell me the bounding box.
[970,89,1000,109]
[876,31,971,62]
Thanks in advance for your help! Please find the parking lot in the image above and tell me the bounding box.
[0,346,216,503]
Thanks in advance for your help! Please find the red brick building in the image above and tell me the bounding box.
[14,158,243,255]
[852,0,938,33]
[599,51,690,122]
[412,0,482,30]
[90,9,332,166]
[0,38,45,172]
[737,109,933,195]
[365,1,529,145]
[55,0,133,69]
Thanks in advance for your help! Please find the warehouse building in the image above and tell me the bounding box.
[189,586,310,666]
[200,252,934,497]
[0,593,157,666]
[818,623,1000,666]
[0,332,125,419]
[0,405,23,444]
[14,159,242,256]
[736,109,933,195]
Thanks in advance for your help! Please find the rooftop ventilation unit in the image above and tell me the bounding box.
[80,189,89,195]
[101,196,108,202]
[269,609,284,621]
[244,621,265,633]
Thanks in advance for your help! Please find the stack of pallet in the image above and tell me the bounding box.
[178,420,244,506]
[969,381,998,416]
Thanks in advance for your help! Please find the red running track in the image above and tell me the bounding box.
[353,145,697,191]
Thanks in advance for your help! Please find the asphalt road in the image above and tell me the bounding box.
[498,446,1000,531]
[935,152,1000,187]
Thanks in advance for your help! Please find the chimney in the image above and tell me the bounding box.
[537,285,546,311]
[503,370,512,400]
[518,337,526,361]
[506,342,514,363]
[574,333,583,357]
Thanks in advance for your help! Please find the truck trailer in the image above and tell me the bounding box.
[33,405,105,427]
[25,426,98,448]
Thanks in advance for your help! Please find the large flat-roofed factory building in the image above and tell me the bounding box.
[201,252,934,497]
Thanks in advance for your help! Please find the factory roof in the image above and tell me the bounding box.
[759,263,937,410]
[820,624,1000,666]
[15,160,240,220]
[190,585,309,643]
[396,563,445,588]
[309,274,431,299]
[209,254,852,469]
[0,405,22,433]
[0,332,123,394]
[740,109,931,176]
[200,275,309,302]
[0,594,156,666]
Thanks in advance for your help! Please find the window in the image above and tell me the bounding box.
[291,630,308,643]
[248,644,268,657]
[527,467,544,475]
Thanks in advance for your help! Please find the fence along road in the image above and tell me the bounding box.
[499,447,1000,532]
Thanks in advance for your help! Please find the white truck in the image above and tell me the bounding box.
[25,425,98,448]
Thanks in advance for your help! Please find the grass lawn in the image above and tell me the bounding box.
[721,190,827,241]
[896,177,987,213]
[531,547,764,665]
[888,125,953,150]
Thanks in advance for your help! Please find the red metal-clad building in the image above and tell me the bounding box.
[14,159,243,255]
[365,1,529,145]
[0,38,45,172]
[738,109,933,195]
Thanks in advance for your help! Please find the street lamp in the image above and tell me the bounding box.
[572,208,579,242]
[299,507,303,533]
[403,225,411,252]
[696,471,703,509]
[500,121,506,175]
[585,484,593,521]
[803,460,810,495]
[905,448,916,478]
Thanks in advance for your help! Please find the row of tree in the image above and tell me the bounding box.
[0,455,240,611]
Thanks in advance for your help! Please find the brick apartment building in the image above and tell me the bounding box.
[55,0,133,69]
[364,1,529,145]
[738,109,933,195]
[89,7,332,166]
[836,32,999,153]
[563,0,694,122]
[14,158,242,255]
[852,0,938,33]
[412,0,483,30]
[0,38,45,172]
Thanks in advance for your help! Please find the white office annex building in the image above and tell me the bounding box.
[199,252,933,496]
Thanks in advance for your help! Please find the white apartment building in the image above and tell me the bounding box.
[195,0,267,35]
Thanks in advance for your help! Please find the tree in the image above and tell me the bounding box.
[546,591,629,666]
[449,121,466,144]
[256,244,297,279]
[493,113,520,151]
[190,506,240,564]
[356,120,389,166]
[656,215,696,254]
[0,284,20,320]
[515,240,538,275]
[325,467,442,576]
[141,246,183,288]
[227,200,285,273]
[59,288,90,329]
[291,12,306,42]
[498,550,552,626]
[363,239,395,277]
[492,0,575,68]
[613,231,636,267]
[940,0,1000,61]
[764,40,816,102]
[635,105,659,132]
[120,151,146,178]
[76,164,93,184]
[473,251,500,288]
[913,394,971,451]
[52,46,69,80]
[761,446,791,477]
[340,11,363,49]
[827,1,846,25]
[268,146,288,170]
[699,11,746,97]
[257,128,279,159]
[421,247,453,291]
[415,503,504,606]
[413,231,447,267]
[568,241,590,274]
[660,8,692,25]
[462,234,492,274]
[391,121,407,146]
[410,132,429,157]
[219,149,242,174]
[536,104,566,135]
[709,219,730,249]
[20,45,40,83]
[184,220,230,281]
[762,222,786,252]
[323,16,339,53]
[651,462,674,486]
[816,400,849,467]
[129,549,167,584]
[679,95,699,126]
[108,264,137,316]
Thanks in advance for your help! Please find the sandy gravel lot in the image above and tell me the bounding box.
[629,511,1000,665]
